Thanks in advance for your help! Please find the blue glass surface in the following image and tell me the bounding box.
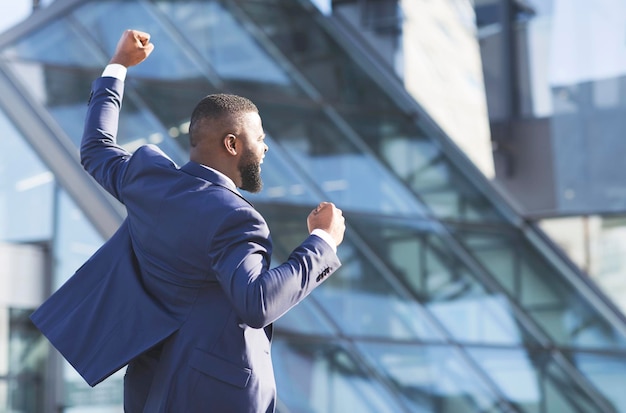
[570,351,626,412]
[54,190,103,289]
[2,19,102,67]
[458,227,626,350]
[352,217,529,345]
[273,338,406,413]
[260,205,443,341]
[358,342,503,413]
[467,347,610,413]
[73,1,205,80]
[54,190,123,409]
[428,293,524,345]
[311,241,444,341]
[261,104,428,217]
[273,298,337,335]
[0,109,53,242]
[240,0,506,223]
[246,136,318,205]
[153,0,294,86]
[3,0,626,412]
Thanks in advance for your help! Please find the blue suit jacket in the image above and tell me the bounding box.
[30,77,341,412]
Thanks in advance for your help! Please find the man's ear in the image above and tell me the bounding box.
[224,134,237,156]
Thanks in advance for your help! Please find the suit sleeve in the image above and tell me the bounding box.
[209,206,341,329]
[80,77,131,202]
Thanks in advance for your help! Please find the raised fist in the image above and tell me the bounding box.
[109,29,154,68]
[307,202,346,247]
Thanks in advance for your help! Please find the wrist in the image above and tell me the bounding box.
[311,229,337,253]
[101,64,127,81]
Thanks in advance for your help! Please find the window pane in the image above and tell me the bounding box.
[261,206,442,341]
[0,109,53,242]
[273,338,405,413]
[468,347,612,413]
[154,0,295,87]
[569,351,626,412]
[359,342,504,413]
[457,227,626,349]
[54,190,122,411]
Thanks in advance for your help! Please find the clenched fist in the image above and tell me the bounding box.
[307,202,345,247]
[110,29,154,68]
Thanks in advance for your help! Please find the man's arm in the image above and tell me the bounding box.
[210,207,342,329]
[80,30,154,201]
[211,202,345,329]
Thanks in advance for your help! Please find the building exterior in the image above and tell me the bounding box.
[1,0,626,412]
[474,0,626,315]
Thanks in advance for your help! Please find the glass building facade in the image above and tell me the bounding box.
[1,0,626,412]
[475,0,626,327]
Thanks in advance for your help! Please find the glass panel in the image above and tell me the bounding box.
[54,190,122,411]
[248,136,318,205]
[1,19,103,146]
[0,309,7,408]
[569,351,626,412]
[128,77,215,154]
[259,103,427,216]
[73,1,205,80]
[273,338,405,413]
[342,110,505,222]
[238,0,506,223]
[2,29,187,166]
[468,347,613,413]
[457,227,626,350]
[274,298,337,335]
[5,64,101,146]
[0,109,53,242]
[475,0,508,121]
[238,1,397,109]
[1,19,102,67]
[114,95,187,164]
[54,190,103,289]
[260,205,443,341]
[354,216,528,345]
[359,342,507,413]
[8,309,45,413]
[153,0,295,88]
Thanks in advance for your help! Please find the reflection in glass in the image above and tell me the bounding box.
[73,1,205,80]
[468,347,613,413]
[353,217,527,345]
[428,294,523,345]
[570,351,626,412]
[153,0,293,86]
[246,136,317,205]
[457,228,626,350]
[4,309,45,413]
[273,338,405,413]
[359,342,503,413]
[312,240,443,340]
[1,0,626,411]
[240,0,505,223]
[392,140,501,221]
[0,109,53,242]
[54,191,103,289]
[260,103,427,216]
[260,205,441,341]
[274,298,337,335]
[1,19,102,67]
[54,190,122,410]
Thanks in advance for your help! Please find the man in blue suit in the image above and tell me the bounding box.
[31,29,345,412]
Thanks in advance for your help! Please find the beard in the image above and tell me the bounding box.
[238,151,263,193]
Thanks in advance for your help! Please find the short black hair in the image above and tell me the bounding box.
[189,93,258,147]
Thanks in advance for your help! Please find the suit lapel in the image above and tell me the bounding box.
[180,162,253,206]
